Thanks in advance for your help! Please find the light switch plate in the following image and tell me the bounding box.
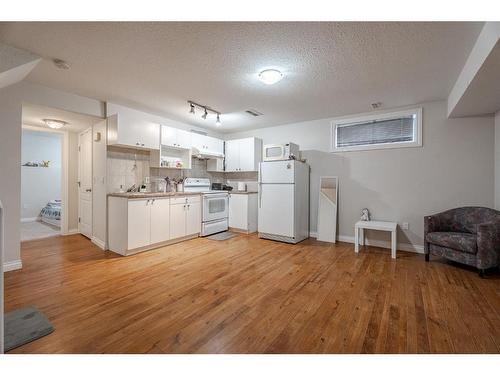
[402,222,409,230]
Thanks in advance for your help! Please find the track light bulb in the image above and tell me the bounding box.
[189,103,195,114]
[202,108,208,120]
[216,114,221,126]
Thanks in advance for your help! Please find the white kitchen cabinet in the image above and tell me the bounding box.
[150,198,171,243]
[161,125,192,149]
[191,132,224,156]
[128,199,151,249]
[170,196,201,239]
[186,201,201,235]
[228,193,258,233]
[108,197,171,255]
[225,139,240,172]
[107,114,160,150]
[224,137,262,172]
[169,203,186,240]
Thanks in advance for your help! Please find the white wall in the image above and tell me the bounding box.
[92,120,107,248]
[0,81,104,268]
[226,101,495,249]
[495,110,500,210]
[21,130,62,220]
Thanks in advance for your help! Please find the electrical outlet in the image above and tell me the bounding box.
[402,222,409,230]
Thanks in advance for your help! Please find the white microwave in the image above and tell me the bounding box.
[263,143,300,161]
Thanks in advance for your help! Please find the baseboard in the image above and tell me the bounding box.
[20,217,38,223]
[91,236,106,250]
[3,259,22,272]
[309,231,424,254]
[62,228,79,236]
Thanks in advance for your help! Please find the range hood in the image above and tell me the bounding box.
[191,146,224,160]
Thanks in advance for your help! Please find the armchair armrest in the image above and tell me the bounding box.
[477,220,500,269]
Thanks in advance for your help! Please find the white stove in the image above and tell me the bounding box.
[184,178,229,236]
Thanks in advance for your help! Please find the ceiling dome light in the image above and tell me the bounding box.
[216,114,221,126]
[43,119,67,129]
[258,69,283,85]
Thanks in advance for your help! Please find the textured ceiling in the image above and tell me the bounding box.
[23,104,103,133]
[0,22,483,133]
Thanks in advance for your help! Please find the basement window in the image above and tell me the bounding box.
[331,108,422,152]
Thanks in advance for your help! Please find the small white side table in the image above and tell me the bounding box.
[354,220,398,259]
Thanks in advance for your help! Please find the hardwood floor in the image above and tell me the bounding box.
[4,233,500,353]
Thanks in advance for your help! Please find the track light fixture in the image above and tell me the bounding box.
[187,100,222,126]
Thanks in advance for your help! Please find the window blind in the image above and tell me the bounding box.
[336,115,415,148]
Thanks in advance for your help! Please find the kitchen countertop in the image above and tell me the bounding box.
[229,191,258,195]
[108,191,202,199]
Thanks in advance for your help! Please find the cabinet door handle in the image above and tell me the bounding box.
[85,188,92,192]
[151,199,155,205]
[146,199,150,205]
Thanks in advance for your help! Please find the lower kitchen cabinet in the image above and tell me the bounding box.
[108,194,202,256]
[170,196,201,239]
[150,198,171,243]
[127,199,152,249]
[228,193,258,233]
[109,197,171,255]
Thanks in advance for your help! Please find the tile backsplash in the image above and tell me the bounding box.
[107,147,150,193]
[107,147,258,193]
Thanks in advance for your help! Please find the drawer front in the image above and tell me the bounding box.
[171,195,201,205]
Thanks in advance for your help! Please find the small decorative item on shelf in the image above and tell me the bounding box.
[22,160,50,167]
[176,160,183,168]
[361,208,371,221]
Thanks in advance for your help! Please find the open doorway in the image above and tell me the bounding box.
[21,103,103,242]
[20,128,63,241]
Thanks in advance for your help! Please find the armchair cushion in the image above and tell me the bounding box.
[426,232,477,254]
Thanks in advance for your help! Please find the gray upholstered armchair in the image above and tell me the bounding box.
[424,207,500,277]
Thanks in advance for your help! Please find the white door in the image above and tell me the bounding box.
[238,138,255,171]
[161,125,177,147]
[127,199,150,249]
[258,184,294,237]
[150,198,170,243]
[176,129,192,149]
[170,203,186,239]
[141,121,160,150]
[205,136,223,155]
[228,194,247,230]
[78,128,93,238]
[259,160,295,184]
[190,132,204,151]
[225,139,240,171]
[186,201,201,236]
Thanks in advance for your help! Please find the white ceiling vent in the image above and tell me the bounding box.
[245,109,263,117]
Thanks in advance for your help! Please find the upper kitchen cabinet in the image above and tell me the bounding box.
[225,137,263,172]
[191,132,224,157]
[161,125,192,149]
[106,103,160,150]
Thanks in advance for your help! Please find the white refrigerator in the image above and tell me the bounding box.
[258,160,310,244]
